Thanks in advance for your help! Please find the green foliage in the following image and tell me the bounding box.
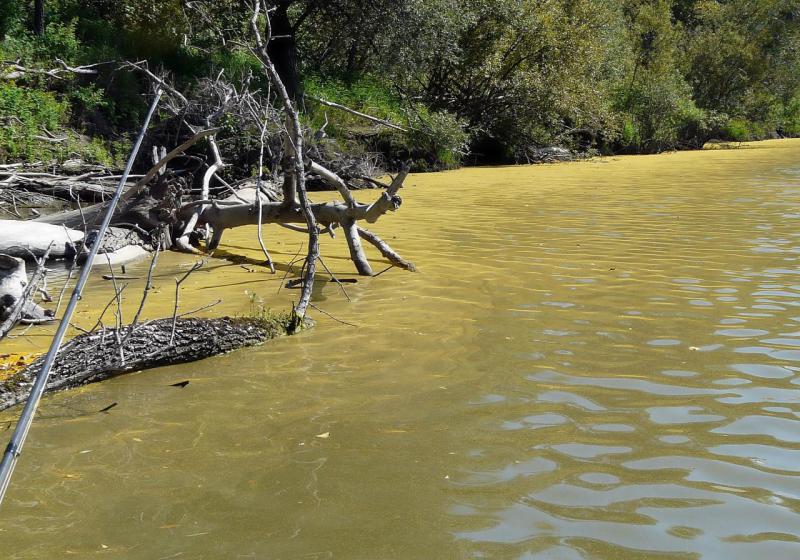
[211,50,263,84]
[1,20,83,65]
[782,95,800,137]
[615,69,714,151]
[0,14,137,165]
[723,118,751,142]
[1,0,799,169]
[398,0,628,159]
[0,0,22,38]
[0,82,68,162]
[621,118,640,147]
[70,85,108,112]
[405,106,470,169]
[304,76,406,126]
[303,75,469,169]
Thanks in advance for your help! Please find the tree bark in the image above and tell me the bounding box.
[0,315,297,411]
[33,0,44,36]
[268,2,302,101]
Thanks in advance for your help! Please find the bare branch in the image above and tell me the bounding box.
[170,261,205,345]
[1,59,109,81]
[305,95,409,132]
[357,227,416,272]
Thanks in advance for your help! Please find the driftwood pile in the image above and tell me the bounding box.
[0,0,417,409]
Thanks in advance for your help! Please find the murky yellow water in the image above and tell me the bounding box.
[2,140,800,559]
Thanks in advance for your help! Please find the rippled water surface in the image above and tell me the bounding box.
[2,140,800,559]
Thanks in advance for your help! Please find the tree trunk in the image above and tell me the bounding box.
[0,220,84,258]
[267,3,302,101]
[203,193,401,251]
[33,0,44,36]
[0,315,298,411]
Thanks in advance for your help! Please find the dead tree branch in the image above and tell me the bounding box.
[1,59,108,81]
[304,95,409,132]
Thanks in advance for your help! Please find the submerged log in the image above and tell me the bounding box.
[0,315,300,411]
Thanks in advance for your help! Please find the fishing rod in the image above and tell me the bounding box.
[0,89,163,506]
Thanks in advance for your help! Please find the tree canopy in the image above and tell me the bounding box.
[1,0,799,168]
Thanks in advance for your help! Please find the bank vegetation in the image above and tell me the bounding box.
[0,0,797,172]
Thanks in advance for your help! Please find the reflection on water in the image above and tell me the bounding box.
[2,140,800,559]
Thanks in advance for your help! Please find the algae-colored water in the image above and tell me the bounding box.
[2,140,800,559]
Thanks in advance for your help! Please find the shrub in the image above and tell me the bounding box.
[722,118,750,142]
[0,82,68,162]
[614,71,712,152]
[405,106,470,169]
[304,75,406,128]
[782,95,800,137]
[621,118,640,148]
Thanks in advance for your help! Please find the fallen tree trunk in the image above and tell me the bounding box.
[0,175,118,202]
[16,9,416,284]
[0,220,84,258]
[203,192,402,250]
[0,315,298,411]
[35,127,220,231]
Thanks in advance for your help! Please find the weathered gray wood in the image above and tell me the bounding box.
[356,227,416,272]
[204,192,403,250]
[0,253,52,339]
[0,176,117,202]
[0,255,26,310]
[343,218,373,276]
[0,315,296,411]
[307,160,356,206]
[0,220,84,258]
[176,134,224,253]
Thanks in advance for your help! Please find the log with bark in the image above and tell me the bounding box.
[0,173,118,202]
[0,315,301,411]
